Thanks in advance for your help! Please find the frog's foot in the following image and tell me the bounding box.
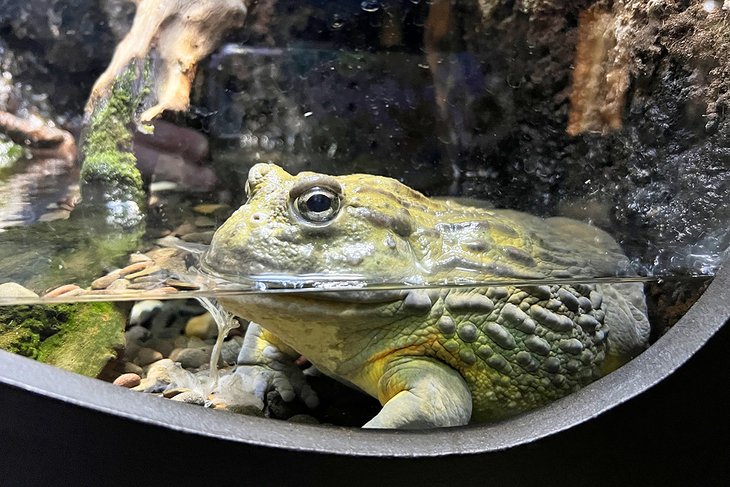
[363,358,472,429]
[234,323,319,409]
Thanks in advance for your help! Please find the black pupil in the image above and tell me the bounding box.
[306,193,332,213]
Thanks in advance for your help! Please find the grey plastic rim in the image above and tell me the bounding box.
[1,263,728,457]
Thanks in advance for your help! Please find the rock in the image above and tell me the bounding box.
[163,279,200,290]
[162,387,189,399]
[192,203,229,216]
[42,284,82,298]
[146,338,175,357]
[128,252,152,264]
[125,325,151,344]
[173,223,197,236]
[170,390,207,406]
[208,373,264,415]
[287,414,320,425]
[180,231,214,244]
[91,269,122,289]
[170,347,211,369]
[129,300,163,326]
[184,313,217,340]
[193,216,216,228]
[132,358,177,393]
[34,302,126,377]
[186,336,207,349]
[113,373,141,388]
[174,336,189,348]
[37,210,71,222]
[0,282,39,299]
[121,361,144,376]
[134,347,163,366]
[106,278,130,292]
[220,337,243,366]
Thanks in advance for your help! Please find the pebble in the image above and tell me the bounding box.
[186,337,207,349]
[194,216,216,228]
[171,347,211,369]
[132,359,178,393]
[287,414,320,425]
[171,390,207,406]
[220,337,243,365]
[128,252,152,264]
[125,265,162,280]
[125,325,151,344]
[43,284,82,298]
[106,279,130,291]
[163,387,189,399]
[192,203,229,215]
[91,269,122,290]
[173,223,197,236]
[0,282,39,299]
[113,373,142,388]
[185,313,218,339]
[38,209,71,222]
[180,231,214,244]
[147,338,175,357]
[129,300,164,326]
[121,362,144,375]
[120,261,156,276]
[209,374,264,414]
[164,279,200,290]
[134,347,164,366]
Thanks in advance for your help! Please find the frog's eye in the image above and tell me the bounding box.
[293,186,342,224]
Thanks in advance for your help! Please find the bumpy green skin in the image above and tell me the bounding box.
[0,303,126,377]
[204,163,650,428]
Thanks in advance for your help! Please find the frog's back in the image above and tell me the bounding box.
[392,281,648,421]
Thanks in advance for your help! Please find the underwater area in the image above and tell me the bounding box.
[0,0,729,436]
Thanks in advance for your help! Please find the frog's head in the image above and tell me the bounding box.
[202,163,432,284]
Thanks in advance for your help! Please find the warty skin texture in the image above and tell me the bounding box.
[202,163,650,428]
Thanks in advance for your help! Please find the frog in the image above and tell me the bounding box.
[201,163,650,429]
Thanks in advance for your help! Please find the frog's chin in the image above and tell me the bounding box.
[218,290,406,326]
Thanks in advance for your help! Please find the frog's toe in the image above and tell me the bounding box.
[234,363,319,409]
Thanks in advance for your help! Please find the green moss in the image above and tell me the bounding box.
[0,303,126,377]
[0,304,74,359]
[80,59,151,205]
[37,302,126,377]
[0,136,24,171]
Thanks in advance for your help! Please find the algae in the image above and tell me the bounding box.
[0,136,24,171]
[80,58,150,214]
[0,302,126,377]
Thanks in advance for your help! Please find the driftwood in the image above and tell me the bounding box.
[86,0,249,122]
[0,110,76,162]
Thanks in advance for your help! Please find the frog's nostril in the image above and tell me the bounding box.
[251,212,264,222]
[248,163,271,182]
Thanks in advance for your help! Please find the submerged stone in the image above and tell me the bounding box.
[0,302,126,377]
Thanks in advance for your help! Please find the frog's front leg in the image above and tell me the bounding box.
[235,323,319,409]
[364,357,472,429]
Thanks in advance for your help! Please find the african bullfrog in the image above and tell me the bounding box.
[202,163,650,428]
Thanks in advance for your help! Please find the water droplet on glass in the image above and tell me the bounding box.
[330,14,345,30]
[703,0,721,12]
[361,1,381,13]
